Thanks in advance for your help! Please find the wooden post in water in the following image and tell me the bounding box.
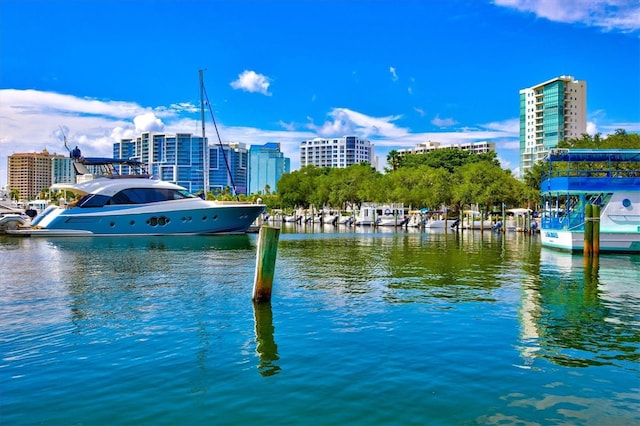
[253,226,281,303]
[583,203,593,256]
[592,204,600,255]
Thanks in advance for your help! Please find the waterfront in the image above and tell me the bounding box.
[1,227,639,425]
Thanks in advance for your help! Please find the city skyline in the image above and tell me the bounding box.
[1,0,639,188]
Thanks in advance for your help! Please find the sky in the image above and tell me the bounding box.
[1,0,639,188]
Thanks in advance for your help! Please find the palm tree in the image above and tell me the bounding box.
[386,150,401,171]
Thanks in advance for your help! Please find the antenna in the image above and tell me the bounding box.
[59,126,70,153]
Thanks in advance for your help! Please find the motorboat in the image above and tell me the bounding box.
[6,157,265,237]
[355,203,408,226]
[461,210,493,230]
[539,149,640,252]
[0,200,31,233]
[505,208,537,232]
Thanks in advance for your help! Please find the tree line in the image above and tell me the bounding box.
[249,130,639,215]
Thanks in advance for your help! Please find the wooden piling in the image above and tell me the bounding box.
[583,204,593,256]
[592,204,600,255]
[252,226,281,303]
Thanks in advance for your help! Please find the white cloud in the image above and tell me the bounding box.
[431,115,458,127]
[230,70,272,95]
[493,0,640,32]
[134,112,165,133]
[309,108,407,139]
[389,66,398,81]
[482,118,519,133]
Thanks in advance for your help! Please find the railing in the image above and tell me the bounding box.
[541,212,585,231]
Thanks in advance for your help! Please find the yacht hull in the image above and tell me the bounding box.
[7,201,265,237]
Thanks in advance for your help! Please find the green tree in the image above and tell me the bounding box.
[386,150,401,172]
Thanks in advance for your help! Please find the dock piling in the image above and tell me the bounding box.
[584,204,593,255]
[252,226,281,303]
[592,204,600,255]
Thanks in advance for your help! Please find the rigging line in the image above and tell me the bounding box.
[201,83,238,198]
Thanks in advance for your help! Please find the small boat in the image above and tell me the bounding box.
[6,157,265,237]
[354,203,408,226]
[539,149,640,252]
[375,204,409,227]
[0,200,31,233]
[406,211,425,228]
[461,210,493,230]
[354,203,377,226]
[505,208,536,232]
[424,211,448,229]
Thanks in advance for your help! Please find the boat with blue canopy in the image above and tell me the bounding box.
[539,149,640,252]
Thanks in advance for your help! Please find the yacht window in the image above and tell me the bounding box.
[109,188,194,205]
[78,194,110,208]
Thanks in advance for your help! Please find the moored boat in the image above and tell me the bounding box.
[6,158,265,237]
[354,203,408,226]
[461,210,493,230]
[0,200,31,233]
[539,149,640,252]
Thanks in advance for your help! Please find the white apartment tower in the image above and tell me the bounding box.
[300,136,375,168]
[520,75,587,176]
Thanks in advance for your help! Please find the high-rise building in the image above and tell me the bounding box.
[114,132,206,192]
[115,133,250,195]
[248,142,290,195]
[300,136,375,169]
[209,142,249,196]
[51,156,75,185]
[7,149,67,200]
[519,75,587,175]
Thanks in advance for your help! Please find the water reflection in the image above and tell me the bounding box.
[278,229,533,305]
[46,235,252,326]
[44,234,253,252]
[253,302,280,376]
[519,249,640,368]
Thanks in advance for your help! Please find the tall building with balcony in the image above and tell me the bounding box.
[114,132,206,192]
[52,156,75,185]
[519,75,587,176]
[248,142,290,195]
[209,142,249,196]
[300,136,375,169]
[115,132,250,195]
[7,149,68,200]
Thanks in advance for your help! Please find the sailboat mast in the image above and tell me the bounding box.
[200,69,209,195]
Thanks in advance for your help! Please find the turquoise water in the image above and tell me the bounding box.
[1,227,639,425]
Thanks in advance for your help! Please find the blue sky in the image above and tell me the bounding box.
[1,0,639,188]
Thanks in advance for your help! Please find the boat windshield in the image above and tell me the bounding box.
[77,188,196,208]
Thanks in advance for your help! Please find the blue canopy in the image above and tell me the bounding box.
[544,149,640,163]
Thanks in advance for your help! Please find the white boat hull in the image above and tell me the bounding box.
[7,200,265,237]
[424,219,447,228]
[540,229,640,252]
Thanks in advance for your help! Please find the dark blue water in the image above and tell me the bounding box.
[1,227,639,425]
